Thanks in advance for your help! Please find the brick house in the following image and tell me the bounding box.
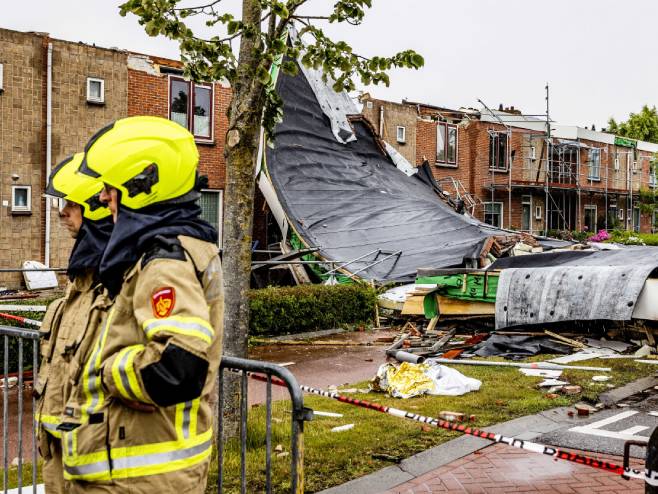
[362,95,658,234]
[0,27,230,288]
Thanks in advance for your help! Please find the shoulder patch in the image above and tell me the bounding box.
[152,287,176,318]
[141,235,186,269]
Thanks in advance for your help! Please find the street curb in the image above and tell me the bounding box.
[318,375,658,494]
[599,375,658,406]
[317,409,566,494]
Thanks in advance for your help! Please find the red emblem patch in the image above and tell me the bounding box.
[152,287,175,318]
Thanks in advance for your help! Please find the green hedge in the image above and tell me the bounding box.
[248,284,377,336]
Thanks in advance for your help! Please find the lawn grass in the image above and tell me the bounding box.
[2,356,655,492]
[206,356,658,493]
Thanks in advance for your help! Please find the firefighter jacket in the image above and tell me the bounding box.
[58,235,224,490]
[35,270,107,458]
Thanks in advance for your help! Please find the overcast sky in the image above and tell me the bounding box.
[4,0,657,129]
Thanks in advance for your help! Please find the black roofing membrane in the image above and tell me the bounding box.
[265,63,510,281]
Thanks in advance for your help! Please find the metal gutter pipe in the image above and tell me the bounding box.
[44,42,52,267]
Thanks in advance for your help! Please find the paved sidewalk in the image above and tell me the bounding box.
[380,443,644,494]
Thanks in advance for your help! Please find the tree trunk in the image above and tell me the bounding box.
[220,0,267,438]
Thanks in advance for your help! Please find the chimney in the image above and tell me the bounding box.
[498,104,503,111]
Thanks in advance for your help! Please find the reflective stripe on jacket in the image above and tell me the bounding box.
[35,271,106,457]
[60,236,223,489]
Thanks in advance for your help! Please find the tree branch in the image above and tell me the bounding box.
[173,0,223,11]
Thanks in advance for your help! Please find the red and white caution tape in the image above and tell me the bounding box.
[244,371,657,485]
[0,311,42,328]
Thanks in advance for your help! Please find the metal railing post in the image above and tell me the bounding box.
[216,356,309,494]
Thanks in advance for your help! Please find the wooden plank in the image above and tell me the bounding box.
[280,241,312,284]
[401,295,425,315]
[436,295,494,316]
[426,316,439,332]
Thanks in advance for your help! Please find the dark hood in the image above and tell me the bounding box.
[67,217,114,281]
[98,200,217,297]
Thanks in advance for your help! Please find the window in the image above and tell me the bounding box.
[588,148,600,180]
[651,162,657,188]
[614,155,620,171]
[436,122,457,166]
[584,205,597,232]
[86,77,105,104]
[530,146,536,160]
[11,185,31,213]
[632,161,638,174]
[366,101,373,109]
[169,77,213,140]
[199,189,223,245]
[619,208,624,221]
[396,126,406,144]
[489,131,508,170]
[0,63,3,92]
[633,207,640,232]
[484,202,503,228]
[535,205,542,220]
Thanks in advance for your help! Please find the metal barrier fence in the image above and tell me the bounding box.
[1,328,307,494]
[1,325,40,494]
[218,356,310,494]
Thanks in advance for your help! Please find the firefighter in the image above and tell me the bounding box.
[59,116,224,493]
[36,153,113,493]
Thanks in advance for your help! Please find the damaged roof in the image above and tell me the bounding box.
[264,59,535,282]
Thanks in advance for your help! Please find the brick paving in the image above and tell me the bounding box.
[380,443,645,494]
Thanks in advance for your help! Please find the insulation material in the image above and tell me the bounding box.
[384,141,417,177]
[292,37,357,144]
[495,261,657,329]
[23,261,57,290]
[370,362,481,399]
[265,59,514,282]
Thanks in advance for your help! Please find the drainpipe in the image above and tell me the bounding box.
[379,105,384,137]
[44,42,52,267]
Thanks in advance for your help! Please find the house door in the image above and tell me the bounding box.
[521,195,531,232]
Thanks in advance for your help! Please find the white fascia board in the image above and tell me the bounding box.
[551,125,578,140]
[637,141,658,153]
[577,127,615,145]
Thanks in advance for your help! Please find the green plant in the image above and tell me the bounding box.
[248,284,377,336]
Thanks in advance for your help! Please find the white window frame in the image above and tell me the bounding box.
[614,155,620,171]
[588,148,601,181]
[619,208,624,220]
[535,205,542,220]
[86,77,105,104]
[11,185,31,213]
[200,189,223,247]
[366,101,373,109]
[168,76,215,143]
[483,201,503,228]
[0,63,4,92]
[632,160,638,174]
[530,146,536,160]
[396,126,406,144]
[488,131,508,171]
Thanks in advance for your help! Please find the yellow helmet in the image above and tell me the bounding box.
[80,116,199,209]
[45,153,111,221]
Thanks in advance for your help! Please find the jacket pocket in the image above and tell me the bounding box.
[59,401,113,484]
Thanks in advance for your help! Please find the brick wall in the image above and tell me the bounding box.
[48,38,128,271]
[361,96,417,164]
[0,29,45,287]
[127,57,230,190]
